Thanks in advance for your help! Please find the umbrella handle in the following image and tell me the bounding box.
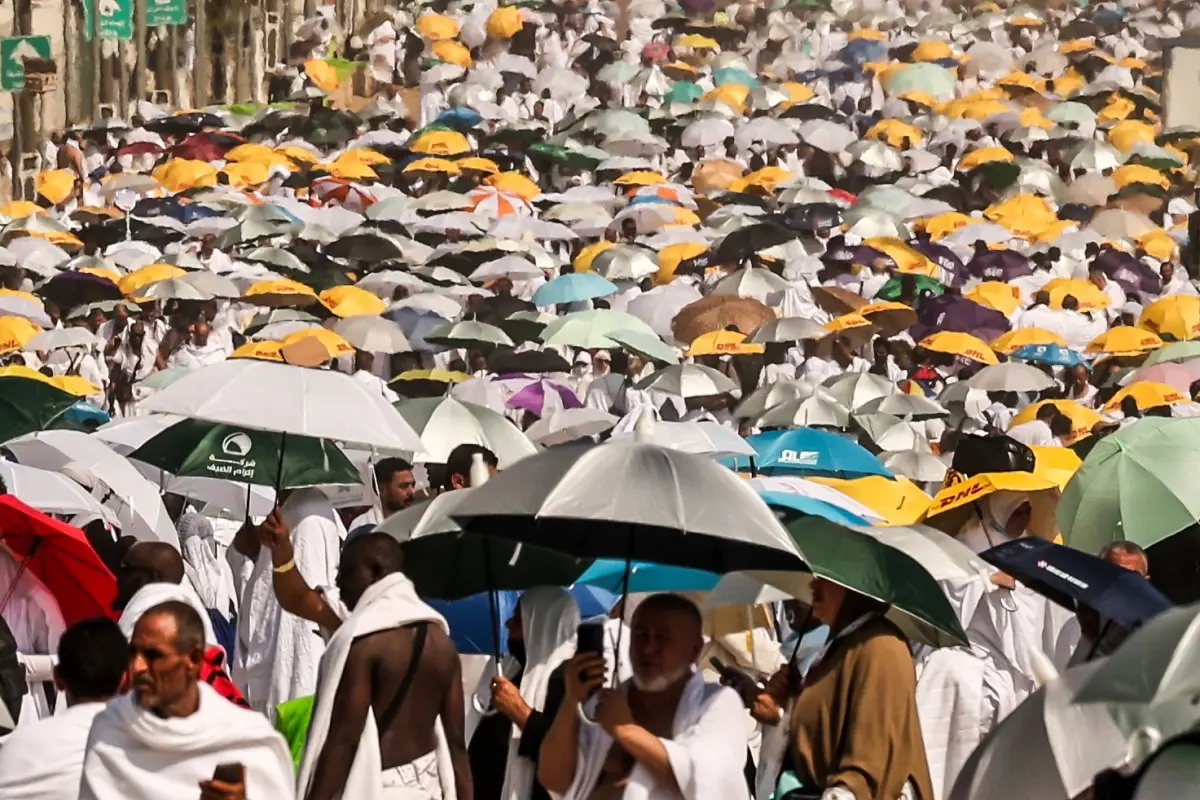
[576,701,599,727]
[471,652,505,717]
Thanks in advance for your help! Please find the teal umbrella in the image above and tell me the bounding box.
[129,418,361,488]
[665,81,702,104]
[714,67,760,89]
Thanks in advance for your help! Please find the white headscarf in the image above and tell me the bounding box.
[500,586,580,800]
[956,492,1031,555]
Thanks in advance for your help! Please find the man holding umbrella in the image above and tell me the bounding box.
[1068,541,1150,666]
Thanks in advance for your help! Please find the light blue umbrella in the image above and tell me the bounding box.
[428,585,619,654]
[1010,344,1087,368]
[666,81,702,104]
[714,67,760,89]
[532,272,619,307]
[758,491,872,526]
[575,559,720,594]
[726,428,892,479]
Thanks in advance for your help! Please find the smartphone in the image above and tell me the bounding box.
[212,763,245,785]
[576,622,606,657]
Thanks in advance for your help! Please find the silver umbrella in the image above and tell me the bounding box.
[635,363,737,398]
[967,362,1056,392]
[734,379,813,419]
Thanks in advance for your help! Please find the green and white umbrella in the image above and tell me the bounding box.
[603,329,680,365]
[424,320,514,351]
[129,418,361,488]
[394,396,538,468]
[539,309,659,349]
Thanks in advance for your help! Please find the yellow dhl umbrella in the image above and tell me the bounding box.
[898,90,939,109]
[1030,446,1083,491]
[319,285,387,318]
[324,159,378,181]
[957,146,1015,171]
[225,142,276,163]
[1009,15,1045,27]
[865,119,923,148]
[403,157,461,176]
[231,341,285,362]
[153,159,218,192]
[656,242,708,285]
[486,6,524,39]
[863,237,937,277]
[1112,164,1170,190]
[222,161,272,189]
[0,316,40,353]
[1086,325,1163,356]
[279,327,355,365]
[243,278,319,307]
[781,83,816,104]
[702,84,750,112]
[1140,295,1200,341]
[984,194,1058,238]
[1098,95,1136,123]
[0,200,43,218]
[36,170,77,205]
[303,59,339,93]
[688,330,764,356]
[1011,400,1102,444]
[338,148,392,167]
[965,281,1022,315]
[675,34,720,49]
[276,144,320,165]
[410,130,472,157]
[857,301,917,335]
[946,98,1012,120]
[614,170,667,187]
[457,156,500,175]
[825,312,873,334]
[924,470,1059,525]
[812,476,931,525]
[1018,106,1053,129]
[51,374,102,396]
[0,364,57,383]
[486,171,540,202]
[913,39,954,62]
[432,40,472,69]
[1060,39,1095,54]
[848,28,887,41]
[922,211,976,240]
[574,240,616,272]
[997,71,1045,92]
[731,166,793,193]
[1104,381,1187,413]
[1139,230,1178,262]
[919,331,999,364]
[118,263,185,296]
[1042,277,1110,312]
[992,327,1068,354]
[416,13,459,41]
[1108,120,1156,154]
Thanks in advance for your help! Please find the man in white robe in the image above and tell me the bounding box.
[0,549,66,725]
[79,602,295,800]
[0,618,129,800]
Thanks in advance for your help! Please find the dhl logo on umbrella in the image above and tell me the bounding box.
[930,479,989,511]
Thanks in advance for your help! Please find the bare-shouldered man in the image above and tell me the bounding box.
[256,517,472,800]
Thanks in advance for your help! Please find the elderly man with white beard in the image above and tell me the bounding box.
[538,593,750,800]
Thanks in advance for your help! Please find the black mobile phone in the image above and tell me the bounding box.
[576,622,605,657]
[212,763,245,784]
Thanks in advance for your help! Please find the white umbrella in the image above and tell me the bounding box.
[626,282,705,342]
[734,380,813,419]
[526,407,618,446]
[425,320,514,350]
[635,363,737,398]
[395,396,538,468]
[139,360,425,451]
[0,292,51,327]
[854,412,931,453]
[136,277,214,301]
[747,475,885,523]
[967,362,1057,392]
[25,327,98,352]
[749,317,828,343]
[377,488,471,542]
[735,117,798,149]
[609,419,755,459]
[451,377,508,412]
[3,430,176,544]
[859,524,992,583]
[331,316,412,354]
[824,372,899,411]
[757,391,851,429]
[797,120,857,153]
[859,393,949,420]
[0,460,116,525]
[881,450,948,483]
[682,118,736,148]
[592,245,659,282]
[711,267,792,302]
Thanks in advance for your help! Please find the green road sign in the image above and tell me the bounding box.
[97,0,134,40]
[0,36,51,92]
[147,0,187,27]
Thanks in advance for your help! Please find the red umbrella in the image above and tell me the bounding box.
[171,133,227,162]
[0,495,116,625]
[116,141,165,158]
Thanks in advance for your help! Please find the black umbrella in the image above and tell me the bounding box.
[714,222,800,263]
[488,348,571,374]
[37,271,123,307]
[144,112,225,135]
[782,202,843,233]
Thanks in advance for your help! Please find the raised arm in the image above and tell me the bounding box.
[538,653,606,795]
[259,509,342,632]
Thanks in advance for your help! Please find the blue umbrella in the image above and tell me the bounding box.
[436,107,483,130]
[836,39,885,65]
[758,491,871,526]
[727,428,892,479]
[384,306,452,352]
[981,538,1171,629]
[1011,344,1087,368]
[531,272,619,308]
[575,559,720,594]
[63,401,110,428]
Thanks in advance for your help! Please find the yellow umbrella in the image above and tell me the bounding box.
[1059,39,1095,54]
[657,242,708,285]
[1010,400,1102,444]
[432,40,472,69]
[416,13,459,41]
[338,148,392,167]
[848,29,887,41]
[0,200,42,218]
[984,194,1058,238]
[812,476,931,525]
[36,170,77,205]
[486,6,523,39]
[1104,381,1187,413]
[231,341,285,362]
[276,145,320,165]
[862,237,937,277]
[279,327,355,365]
[50,375,101,397]
[222,161,272,189]
[781,83,816,104]
[947,98,1012,120]
[1031,446,1083,491]
[0,316,40,353]
[319,285,387,318]
[226,142,276,162]
[1138,230,1177,262]
[613,170,666,187]
[675,34,720,49]
[957,146,1015,171]
[1140,295,1200,341]
[732,166,792,192]
[992,327,1068,354]
[1098,95,1135,123]
[922,211,976,240]
[118,263,185,296]
[1112,164,1170,190]
[913,39,954,62]
[1019,106,1053,129]
[409,130,472,157]
[153,159,218,192]
[0,364,55,383]
[402,157,461,176]
[1108,120,1156,153]
[898,90,939,110]
[1050,70,1085,97]
[924,471,1061,538]
[965,281,1022,315]
[1086,325,1163,356]
[78,266,122,284]
[1009,15,1045,26]
[303,59,339,92]
[919,331,999,364]
[702,84,750,112]
[486,172,540,202]
[574,240,616,272]
[688,330,764,357]
[392,368,471,385]
[1042,277,1110,312]
[324,160,378,181]
[243,278,319,307]
[865,119,923,148]
[997,71,1045,92]
[458,156,500,175]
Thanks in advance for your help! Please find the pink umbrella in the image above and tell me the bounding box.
[1127,361,1200,394]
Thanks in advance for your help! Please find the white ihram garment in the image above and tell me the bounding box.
[0,702,105,799]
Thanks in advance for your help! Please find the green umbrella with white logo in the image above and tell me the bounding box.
[128,417,361,489]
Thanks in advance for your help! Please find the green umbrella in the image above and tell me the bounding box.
[1144,340,1200,366]
[0,378,80,444]
[539,309,660,349]
[604,329,680,365]
[665,81,702,105]
[1058,417,1200,553]
[877,275,945,301]
[129,418,361,488]
[884,63,957,100]
[762,514,967,647]
[528,142,603,170]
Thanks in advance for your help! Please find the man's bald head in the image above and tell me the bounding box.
[336,533,405,610]
[1100,540,1149,578]
[114,542,186,611]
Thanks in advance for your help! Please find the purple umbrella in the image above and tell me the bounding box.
[966,250,1032,282]
[1095,249,1161,296]
[679,0,717,11]
[912,295,1011,344]
[910,238,967,286]
[506,377,582,418]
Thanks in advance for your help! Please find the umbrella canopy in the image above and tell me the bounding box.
[525,407,618,446]
[395,396,538,468]
[635,363,737,398]
[731,428,893,479]
[966,362,1057,392]
[0,376,80,443]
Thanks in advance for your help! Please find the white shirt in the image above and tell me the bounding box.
[348,506,384,533]
[1007,420,1057,447]
[0,702,106,800]
[351,370,399,402]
